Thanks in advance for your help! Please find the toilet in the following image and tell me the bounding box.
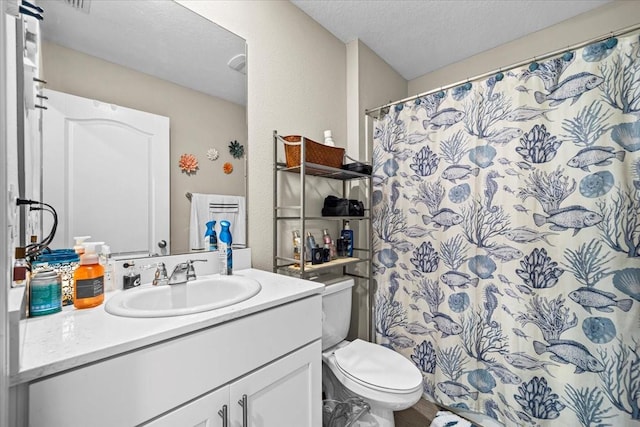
[321,277,423,427]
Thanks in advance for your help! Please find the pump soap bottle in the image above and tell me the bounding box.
[73,236,91,255]
[73,242,104,309]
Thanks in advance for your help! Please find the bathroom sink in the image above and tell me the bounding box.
[105,275,262,318]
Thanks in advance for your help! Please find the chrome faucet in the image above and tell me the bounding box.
[168,259,208,285]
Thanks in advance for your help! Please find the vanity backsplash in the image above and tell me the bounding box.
[113,248,252,290]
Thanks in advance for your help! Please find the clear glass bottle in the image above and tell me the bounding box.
[292,230,301,260]
[12,246,29,287]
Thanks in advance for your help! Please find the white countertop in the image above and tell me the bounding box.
[11,268,324,385]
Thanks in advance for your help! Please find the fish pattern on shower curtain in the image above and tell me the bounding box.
[372,31,640,426]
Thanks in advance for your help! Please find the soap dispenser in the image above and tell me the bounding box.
[73,242,104,309]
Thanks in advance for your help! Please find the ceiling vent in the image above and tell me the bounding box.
[227,54,246,75]
[64,0,91,13]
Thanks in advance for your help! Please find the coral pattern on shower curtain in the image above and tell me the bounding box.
[372,31,640,427]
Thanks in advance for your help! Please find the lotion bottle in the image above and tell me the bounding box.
[73,242,104,309]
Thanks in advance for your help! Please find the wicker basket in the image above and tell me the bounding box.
[282,135,344,168]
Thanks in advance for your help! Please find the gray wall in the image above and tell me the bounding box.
[179,0,348,272]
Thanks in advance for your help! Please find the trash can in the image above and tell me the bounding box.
[322,397,370,427]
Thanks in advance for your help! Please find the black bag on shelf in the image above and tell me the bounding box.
[321,195,365,217]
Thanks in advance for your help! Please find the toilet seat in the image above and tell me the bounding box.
[333,339,422,394]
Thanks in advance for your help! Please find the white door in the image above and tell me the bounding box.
[42,89,169,255]
[230,341,322,427]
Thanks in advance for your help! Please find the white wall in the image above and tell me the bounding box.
[178,1,347,271]
[409,1,640,95]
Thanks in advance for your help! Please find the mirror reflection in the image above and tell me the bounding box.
[39,0,247,256]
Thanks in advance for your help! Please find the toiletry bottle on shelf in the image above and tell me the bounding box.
[330,239,337,260]
[322,229,332,262]
[323,130,335,146]
[219,220,233,275]
[205,220,218,251]
[341,221,354,257]
[12,246,28,287]
[322,229,332,246]
[292,230,301,261]
[73,242,104,309]
[306,232,317,260]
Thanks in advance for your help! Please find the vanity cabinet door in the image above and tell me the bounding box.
[229,340,321,427]
[143,386,229,427]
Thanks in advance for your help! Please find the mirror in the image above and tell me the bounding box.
[38,0,247,256]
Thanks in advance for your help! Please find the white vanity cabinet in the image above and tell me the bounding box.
[27,294,322,427]
[147,341,319,427]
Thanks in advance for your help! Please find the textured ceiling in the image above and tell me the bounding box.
[39,1,611,105]
[291,0,611,80]
[40,0,247,105]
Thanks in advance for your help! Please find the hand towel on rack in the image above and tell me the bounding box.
[189,193,246,250]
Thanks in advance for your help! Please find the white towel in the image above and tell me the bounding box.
[429,411,476,427]
[189,193,246,250]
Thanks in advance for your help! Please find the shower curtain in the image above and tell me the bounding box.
[372,31,640,426]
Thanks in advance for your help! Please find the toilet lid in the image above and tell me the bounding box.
[334,339,422,392]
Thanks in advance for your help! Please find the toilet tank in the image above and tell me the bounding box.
[321,277,355,351]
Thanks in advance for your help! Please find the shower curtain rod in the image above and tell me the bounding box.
[365,22,640,117]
